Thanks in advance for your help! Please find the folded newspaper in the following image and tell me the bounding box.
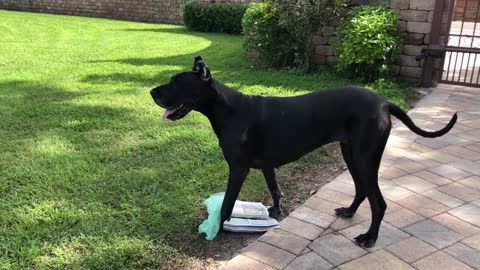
[223,200,279,233]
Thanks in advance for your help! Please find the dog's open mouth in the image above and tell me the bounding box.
[163,104,192,120]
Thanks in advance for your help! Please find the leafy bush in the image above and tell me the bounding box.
[242,0,346,70]
[334,5,401,81]
[182,0,247,34]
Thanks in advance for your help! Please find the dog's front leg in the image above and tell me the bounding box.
[220,165,250,228]
[262,168,283,218]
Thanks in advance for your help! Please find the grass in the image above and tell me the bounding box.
[0,10,412,269]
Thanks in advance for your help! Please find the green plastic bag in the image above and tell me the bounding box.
[198,192,225,240]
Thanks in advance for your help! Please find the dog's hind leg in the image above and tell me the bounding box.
[262,168,283,218]
[335,142,367,218]
[350,123,390,248]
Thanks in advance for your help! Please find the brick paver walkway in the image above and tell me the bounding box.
[222,84,480,270]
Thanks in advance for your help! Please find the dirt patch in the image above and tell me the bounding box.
[161,143,346,270]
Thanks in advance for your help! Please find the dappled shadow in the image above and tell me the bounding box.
[85,27,352,94]
[0,23,359,268]
[81,72,167,86]
[0,78,242,267]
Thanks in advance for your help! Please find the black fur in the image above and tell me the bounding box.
[150,56,457,247]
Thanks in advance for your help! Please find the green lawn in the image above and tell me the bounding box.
[0,10,411,269]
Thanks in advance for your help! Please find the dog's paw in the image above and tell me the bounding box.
[334,207,354,218]
[354,233,377,248]
[268,206,282,219]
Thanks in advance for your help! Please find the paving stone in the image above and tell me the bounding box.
[415,170,453,185]
[428,165,472,181]
[441,145,480,161]
[385,145,411,158]
[241,241,295,269]
[445,243,480,269]
[284,252,333,270]
[279,217,324,240]
[465,143,480,153]
[299,247,311,255]
[449,204,480,227]
[410,142,434,153]
[320,228,335,237]
[421,189,465,208]
[290,206,336,229]
[323,181,355,196]
[474,199,480,207]
[387,135,412,149]
[463,119,480,129]
[392,175,437,193]
[382,166,409,180]
[407,154,442,168]
[404,220,464,248]
[258,229,311,255]
[432,213,480,237]
[413,251,473,270]
[329,214,367,231]
[393,158,428,173]
[382,186,415,202]
[309,233,367,266]
[340,221,409,251]
[355,201,373,218]
[438,183,480,202]
[338,249,415,270]
[458,176,480,191]
[385,199,403,213]
[335,172,353,183]
[397,194,450,217]
[222,254,276,270]
[304,196,342,215]
[452,124,476,135]
[456,132,480,143]
[447,159,480,175]
[438,134,474,146]
[421,150,460,163]
[416,137,450,149]
[314,188,353,206]
[385,237,437,263]
[462,233,480,251]
[384,208,425,228]
[379,179,396,191]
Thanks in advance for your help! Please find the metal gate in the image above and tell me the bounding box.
[440,0,480,86]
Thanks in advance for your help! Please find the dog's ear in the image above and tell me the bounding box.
[192,56,211,82]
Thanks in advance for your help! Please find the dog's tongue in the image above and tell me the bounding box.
[163,108,176,120]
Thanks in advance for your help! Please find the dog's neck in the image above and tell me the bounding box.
[195,79,248,138]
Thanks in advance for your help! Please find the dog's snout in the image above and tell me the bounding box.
[150,89,157,98]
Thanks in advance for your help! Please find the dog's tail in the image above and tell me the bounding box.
[389,103,457,138]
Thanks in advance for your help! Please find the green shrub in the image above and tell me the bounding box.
[334,5,401,81]
[242,0,346,70]
[242,2,287,67]
[182,0,247,34]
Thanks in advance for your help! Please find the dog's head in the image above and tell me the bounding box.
[150,56,214,120]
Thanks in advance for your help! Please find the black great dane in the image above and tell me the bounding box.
[150,57,457,247]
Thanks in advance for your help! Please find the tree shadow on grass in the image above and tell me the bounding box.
[0,27,353,268]
[86,27,353,94]
[1,78,261,268]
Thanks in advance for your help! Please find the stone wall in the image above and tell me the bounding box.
[0,0,254,25]
[312,0,452,84]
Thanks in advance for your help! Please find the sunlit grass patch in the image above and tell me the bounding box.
[0,10,412,269]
